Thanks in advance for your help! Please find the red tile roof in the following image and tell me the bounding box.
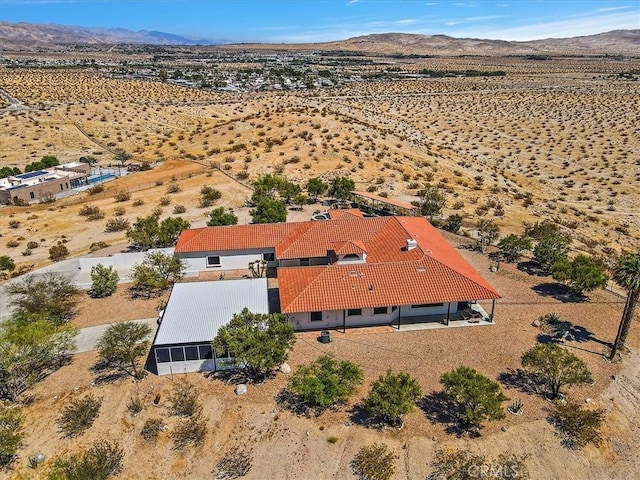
[279,256,500,313]
[328,208,364,219]
[174,214,500,313]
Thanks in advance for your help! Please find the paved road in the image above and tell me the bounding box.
[75,317,158,353]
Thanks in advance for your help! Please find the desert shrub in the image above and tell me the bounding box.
[26,241,39,249]
[169,380,201,417]
[90,264,119,298]
[200,185,222,207]
[352,444,396,480]
[79,204,101,217]
[0,403,24,469]
[48,440,124,480]
[151,206,163,217]
[113,206,126,216]
[87,184,104,195]
[114,191,131,202]
[0,255,16,272]
[158,196,171,206]
[140,418,165,441]
[214,450,253,479]
[126,389,144,417]
[172,204,186,214]
[132,199,144,207]
[166,182,181,194]
[49,244,69,261]
[5,240,19,248]
[8,220,20,229]
[105,217,130,232]
[428,449,529,480]
[89,241,109,252]
[172,411,207,450]
[549,399,605,449]
[57,395,102,438]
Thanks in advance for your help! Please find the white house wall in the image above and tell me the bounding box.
[156,358,215,376]
[79,248,175,271]
[289,302,458,330]
[179,248,274,272]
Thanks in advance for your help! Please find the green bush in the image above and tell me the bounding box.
[364,370,421,427]
[49,244,70,261]
[171,412,207,450]
[169,380,200,417]
[57,395,102,438]
[90,264,119,298]
[549,399,605,449]
[105,217,130,232]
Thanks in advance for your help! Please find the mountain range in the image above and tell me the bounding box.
[1,21,638,55]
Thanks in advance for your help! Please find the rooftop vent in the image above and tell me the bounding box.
[417,265,426,273]
[406,238,418,251]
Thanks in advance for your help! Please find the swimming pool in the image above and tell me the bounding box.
[87,173,116,184]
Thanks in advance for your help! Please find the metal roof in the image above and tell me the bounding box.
[153,278,269,346]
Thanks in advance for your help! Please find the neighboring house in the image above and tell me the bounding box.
[0,162,90,204]
[152,212,500,375]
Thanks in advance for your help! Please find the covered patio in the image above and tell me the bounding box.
[393,302,495,331]
[350,190,419,216]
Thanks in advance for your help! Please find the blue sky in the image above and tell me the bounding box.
[1,1,638,43]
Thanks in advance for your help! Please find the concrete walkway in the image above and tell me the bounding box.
[74,317,158,353]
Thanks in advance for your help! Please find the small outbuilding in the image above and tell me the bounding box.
[150,278,269,375]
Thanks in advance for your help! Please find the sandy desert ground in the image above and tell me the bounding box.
[1,54,639,479]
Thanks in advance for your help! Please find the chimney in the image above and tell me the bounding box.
[406,238,418,251]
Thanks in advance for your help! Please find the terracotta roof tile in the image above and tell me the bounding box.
[175,223,300,253]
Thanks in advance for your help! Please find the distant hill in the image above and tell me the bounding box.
[319,30,640,55]
[0,21,638,55]
[0,22,217,49]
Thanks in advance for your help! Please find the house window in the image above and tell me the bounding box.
[411,303,444,309]
[263,252,275,262]
[184,346,199,361]
[170,347,185,362]
[342,253,360,261]
[310,311,323,322]
[155,348,170,363]
[60,184,64,191]
[206,255,221,267]
[347,308,362,316]
[30,192,35,199]
[373,306,388,315]
[391,306,398,312]
[198,345,213,359]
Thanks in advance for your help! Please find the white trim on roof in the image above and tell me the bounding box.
[154,278,269,345]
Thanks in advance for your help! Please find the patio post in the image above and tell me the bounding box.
[446,302,451,326]
[490,299,496,322]
[342,309,346,333]
[397,307,401,330]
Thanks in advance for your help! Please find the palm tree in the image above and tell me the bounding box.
[609,250,640,360]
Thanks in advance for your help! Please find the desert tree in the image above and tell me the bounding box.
[49,244,70,261]
[130,251,186,298]
[90,264,119,298]
[199,185,222,207]
[96,321,152,379]
[126,215,190,250]
[328,175,355,200]
[609,249,640,360]
[287,355,363,412]
[476,219,500,253]
[524,219,560,240]
[497,234,533,263]
[440,366,508,432]
[113,149,132,166]
[533,234,570,274]
[306,177,327,201]
[551,254,608,297]
[207,207,238,226]
[363,370,422,427]
[0,314,77,402]
[5,272,79,324]
[521,343,592,399]
[250,196,287,224]
[213,308,295,382]
[419,183,446,222]
[443,214,463,234]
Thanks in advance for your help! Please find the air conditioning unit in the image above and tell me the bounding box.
[406,238,418,250]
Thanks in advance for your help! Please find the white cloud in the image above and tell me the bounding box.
[396,19,420,25]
